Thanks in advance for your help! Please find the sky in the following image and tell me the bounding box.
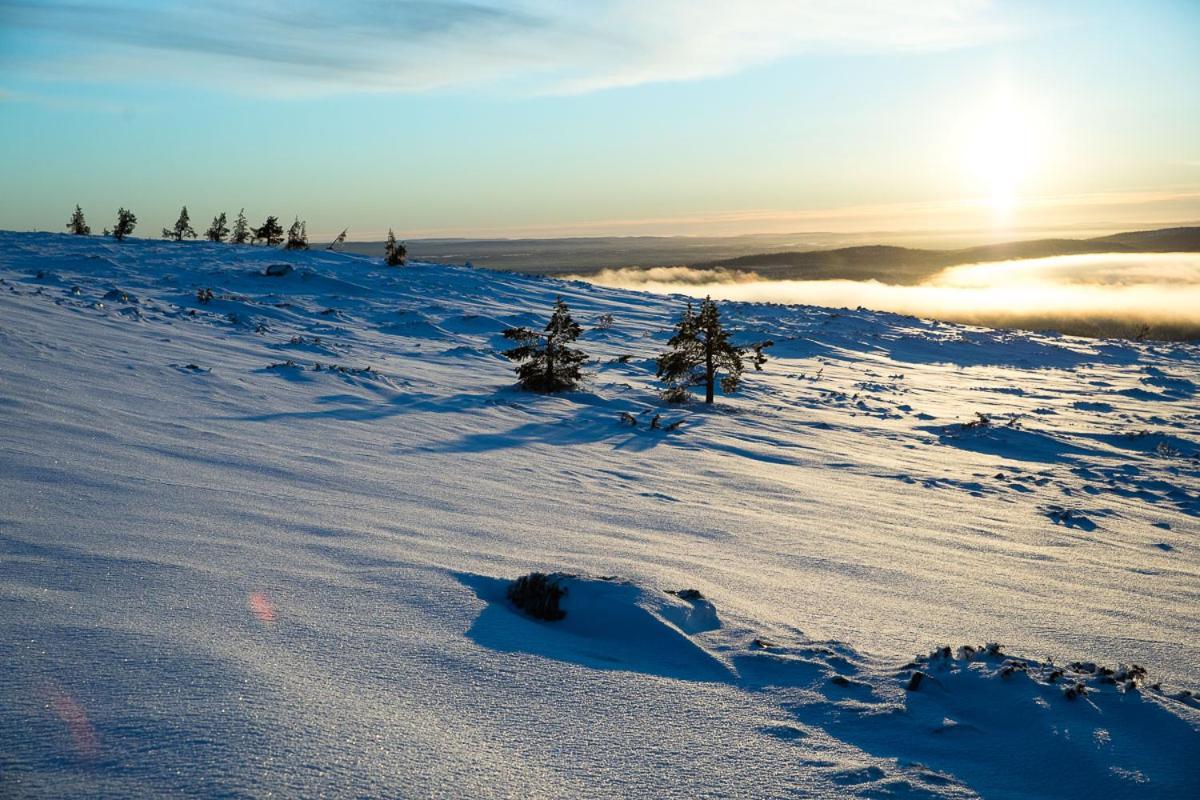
[1,0,1198,241]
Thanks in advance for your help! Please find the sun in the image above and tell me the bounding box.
[964,92,1043,216]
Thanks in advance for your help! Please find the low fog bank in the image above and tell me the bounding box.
[571,253,1200,340]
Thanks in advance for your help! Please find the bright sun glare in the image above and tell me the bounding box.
[964,90,1043,217]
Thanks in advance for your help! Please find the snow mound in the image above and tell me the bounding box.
[729,636,1200,798]
[851,646,1200,798]
[3,231,1199,797]
[461,573,730,682]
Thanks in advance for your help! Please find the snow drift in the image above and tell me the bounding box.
[1,231,1197,797]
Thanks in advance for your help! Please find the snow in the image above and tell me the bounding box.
[1,230,1197,798]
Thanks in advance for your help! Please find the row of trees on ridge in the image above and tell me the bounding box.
[503,297,771,405]
[158,206,310,249]
[66,205,407,264]
[65,206,759,404]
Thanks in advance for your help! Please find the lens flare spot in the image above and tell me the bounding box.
[43,682,99,760]
[249,591,277,623]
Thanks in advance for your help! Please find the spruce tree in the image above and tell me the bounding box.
[230,209,250,244]
[162,206,197,241]
[66,205,90,235]
[502,297,587,392]
[384,228,407,266]
[205,212,230,242]
[252,215,284,246]
[112,208,137,241]
[327,228,347,250]
[656,296,771,404]
[284,217,309,250]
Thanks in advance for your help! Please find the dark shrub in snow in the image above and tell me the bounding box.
[961,412,991,430]
[662,385,692,404]
[507,572,568,621]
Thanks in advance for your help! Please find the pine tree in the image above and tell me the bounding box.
[230,209,250,244]
[284,217,309,250]
[252,215,284,246]
[112,208,137,241]
[656,301,701,403]
[384,228,407,266]
[205,212,230,242]
[502,297,587,392]
[66,205,90,235]
[327,228,347,250]
[656,296,771,404]
[162,206,197,241]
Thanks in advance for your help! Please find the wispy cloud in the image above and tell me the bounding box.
[394,188,1200,238]
[0,1,1014,95]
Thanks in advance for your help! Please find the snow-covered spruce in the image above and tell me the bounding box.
[502,297,587,392]
[656,295,771,404]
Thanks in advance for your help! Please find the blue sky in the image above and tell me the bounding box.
[1,0,1198,239]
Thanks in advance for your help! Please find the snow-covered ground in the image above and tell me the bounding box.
[1,230,1197,798]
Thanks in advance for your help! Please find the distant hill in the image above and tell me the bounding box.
[694,227,1200,284]
[341,232,851,274]
[340,226,1200,279]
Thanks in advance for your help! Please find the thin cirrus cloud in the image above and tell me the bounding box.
[0,0,1014,95]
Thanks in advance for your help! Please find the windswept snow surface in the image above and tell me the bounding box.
[1,231,1198,798]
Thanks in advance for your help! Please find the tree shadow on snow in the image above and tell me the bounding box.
[221,389,507,425]
[414,390,685,456]
[922,424,1107,465]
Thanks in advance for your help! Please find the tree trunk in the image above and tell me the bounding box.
[704,336,714,404]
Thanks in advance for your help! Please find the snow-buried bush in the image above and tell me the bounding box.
[507,572,569,621]
[474,573,727,680]
[902,641,1164,699]
[790,641,1200,797]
